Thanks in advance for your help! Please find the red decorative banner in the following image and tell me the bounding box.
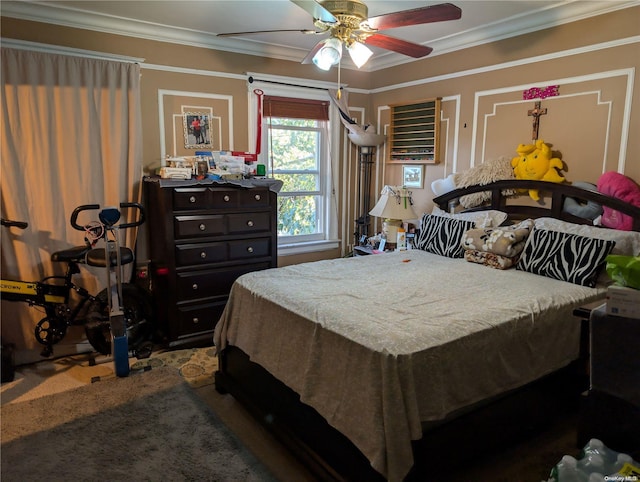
[523,85,559,100]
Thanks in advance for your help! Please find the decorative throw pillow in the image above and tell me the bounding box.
[516,228,616,287]
[534,217,640,256]
[431,206,508,228]
[416,214,475,258]
[462,218,534,257]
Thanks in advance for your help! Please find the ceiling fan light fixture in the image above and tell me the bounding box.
[347,40,373,68]
[312,37,343,70]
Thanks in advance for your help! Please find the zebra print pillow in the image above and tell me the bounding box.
[516,228,615,287]
[416,214,475,258]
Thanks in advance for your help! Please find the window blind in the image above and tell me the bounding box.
[263,95,329,121]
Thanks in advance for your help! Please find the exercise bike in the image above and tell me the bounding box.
[1,203,153,372]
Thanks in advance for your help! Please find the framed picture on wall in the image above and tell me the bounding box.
[183,112,214,149]
[402,165,424,189]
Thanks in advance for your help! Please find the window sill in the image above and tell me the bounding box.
[278,239,340,256]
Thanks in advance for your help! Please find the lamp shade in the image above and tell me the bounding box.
[312,38,343,71]
[369,186,418,220]
[347,41,373,68]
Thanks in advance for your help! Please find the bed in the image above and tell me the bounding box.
[214,180,640,482]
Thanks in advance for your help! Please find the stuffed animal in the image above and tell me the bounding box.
[430,157,516,208]
[511,139,565,201]
[597,171,640,231]
[562,181,603,221]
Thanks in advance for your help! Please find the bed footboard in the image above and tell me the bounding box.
[216,345,588,481]
[215,345,382,482]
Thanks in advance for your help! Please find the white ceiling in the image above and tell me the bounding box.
[2,0,637,71]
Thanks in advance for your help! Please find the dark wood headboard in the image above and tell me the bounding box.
[432,180,640,232]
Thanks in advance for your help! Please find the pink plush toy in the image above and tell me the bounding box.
[597,171,640,231]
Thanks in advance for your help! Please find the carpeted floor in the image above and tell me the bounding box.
[0,346,218,406]
[1,365,276,481]
[0,347,317,482]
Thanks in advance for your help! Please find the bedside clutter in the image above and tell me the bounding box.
[606,284,640,318]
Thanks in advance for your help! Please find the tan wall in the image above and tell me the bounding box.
[369,7,640,221]
[2,7,639,260]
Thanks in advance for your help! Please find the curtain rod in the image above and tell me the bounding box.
[248,76,340,92]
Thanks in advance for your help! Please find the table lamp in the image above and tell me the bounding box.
[369,186,418,247]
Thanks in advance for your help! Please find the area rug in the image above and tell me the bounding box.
[131,346,218,388]
[1,346,218,406]
[1,366,276,482]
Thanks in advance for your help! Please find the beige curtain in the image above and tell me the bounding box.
[1,48,142,363]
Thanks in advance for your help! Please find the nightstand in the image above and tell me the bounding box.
[576,303,640,457]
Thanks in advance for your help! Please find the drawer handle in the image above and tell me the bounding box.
[247,220,254,227]
[192,283,198,290]
[192,317,199,324]
[189,196,196,203]
[200,251,207,259]
[254,194,261,201]
[247,246,254,253]
[199,223,206,231]
[223,195,230,202]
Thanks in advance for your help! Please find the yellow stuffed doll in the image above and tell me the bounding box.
[511,139,565,201]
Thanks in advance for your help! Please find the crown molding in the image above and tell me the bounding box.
[1,0,638,72]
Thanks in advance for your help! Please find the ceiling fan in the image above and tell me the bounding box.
[217,0,462,70]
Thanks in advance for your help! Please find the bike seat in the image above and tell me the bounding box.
[51,245,92,263]
[86,247,134,268]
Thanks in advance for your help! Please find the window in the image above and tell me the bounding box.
[257,90,339,254]
[268,117,325,241]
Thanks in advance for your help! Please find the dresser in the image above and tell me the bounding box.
[143,177,280,345]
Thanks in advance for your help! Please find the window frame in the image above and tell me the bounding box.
[248,78,340,255]
[268,119,325,243]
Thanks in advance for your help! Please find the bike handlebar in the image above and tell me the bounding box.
[118,202,146,229]
[1,219,28,229]
[70,203,145,231]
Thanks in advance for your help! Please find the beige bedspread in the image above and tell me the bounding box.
[214,250,605,482]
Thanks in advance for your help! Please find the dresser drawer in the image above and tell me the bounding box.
[176,241,227,266]
[176,301,226,337]
[238,188,270,208]
[176,263,271,301]
[210,188,271,209]
[173,187,271,211]
[229,238,271,260]
[175,215,225,238]
[228,211,271,234]
[173,188,208,210]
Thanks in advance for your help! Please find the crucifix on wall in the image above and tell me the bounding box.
[522,85,558,142]
[527,101,547,142]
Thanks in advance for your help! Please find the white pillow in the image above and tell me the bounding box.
[431,206,507,228]
[533,218,640,256]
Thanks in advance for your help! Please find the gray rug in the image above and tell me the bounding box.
[1,366,276,482]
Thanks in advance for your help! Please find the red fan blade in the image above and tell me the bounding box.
[364,34,433,58]
[217,29,320,37]
[367,3,461,31]
[301,39,327,64]
[290,0,337,24]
